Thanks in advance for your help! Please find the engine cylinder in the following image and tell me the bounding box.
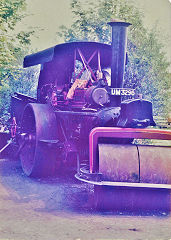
[85,86,109,106]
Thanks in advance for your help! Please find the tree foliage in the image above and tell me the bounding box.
[0,0,36,119]
[0,0,33,67]
[58,0,171,116]
[0,67,38,120]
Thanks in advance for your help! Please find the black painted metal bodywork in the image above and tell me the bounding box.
[10,20,155,176]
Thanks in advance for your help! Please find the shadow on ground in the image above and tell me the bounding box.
[0,159,93,213]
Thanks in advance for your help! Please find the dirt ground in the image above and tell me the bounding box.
[0,158,171,240]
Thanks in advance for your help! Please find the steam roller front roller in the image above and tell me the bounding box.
[95,144,171,213]
[18,103,59,177]
[76,127,171,213]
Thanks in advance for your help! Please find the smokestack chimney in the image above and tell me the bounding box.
[108,19,131,106]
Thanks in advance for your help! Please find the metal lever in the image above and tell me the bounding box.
[0,138,13,154]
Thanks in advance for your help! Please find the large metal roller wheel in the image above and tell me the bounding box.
[98,144,140,182]
[98,143,171,184]
[19,103,58,177]
[138,145,171,184]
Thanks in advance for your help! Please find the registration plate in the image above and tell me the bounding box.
[110,88,135,96]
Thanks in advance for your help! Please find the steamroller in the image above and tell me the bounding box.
[0,20,170,213]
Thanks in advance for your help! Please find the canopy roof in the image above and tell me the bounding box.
[23,41,112,89]
[24,41,111,68]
